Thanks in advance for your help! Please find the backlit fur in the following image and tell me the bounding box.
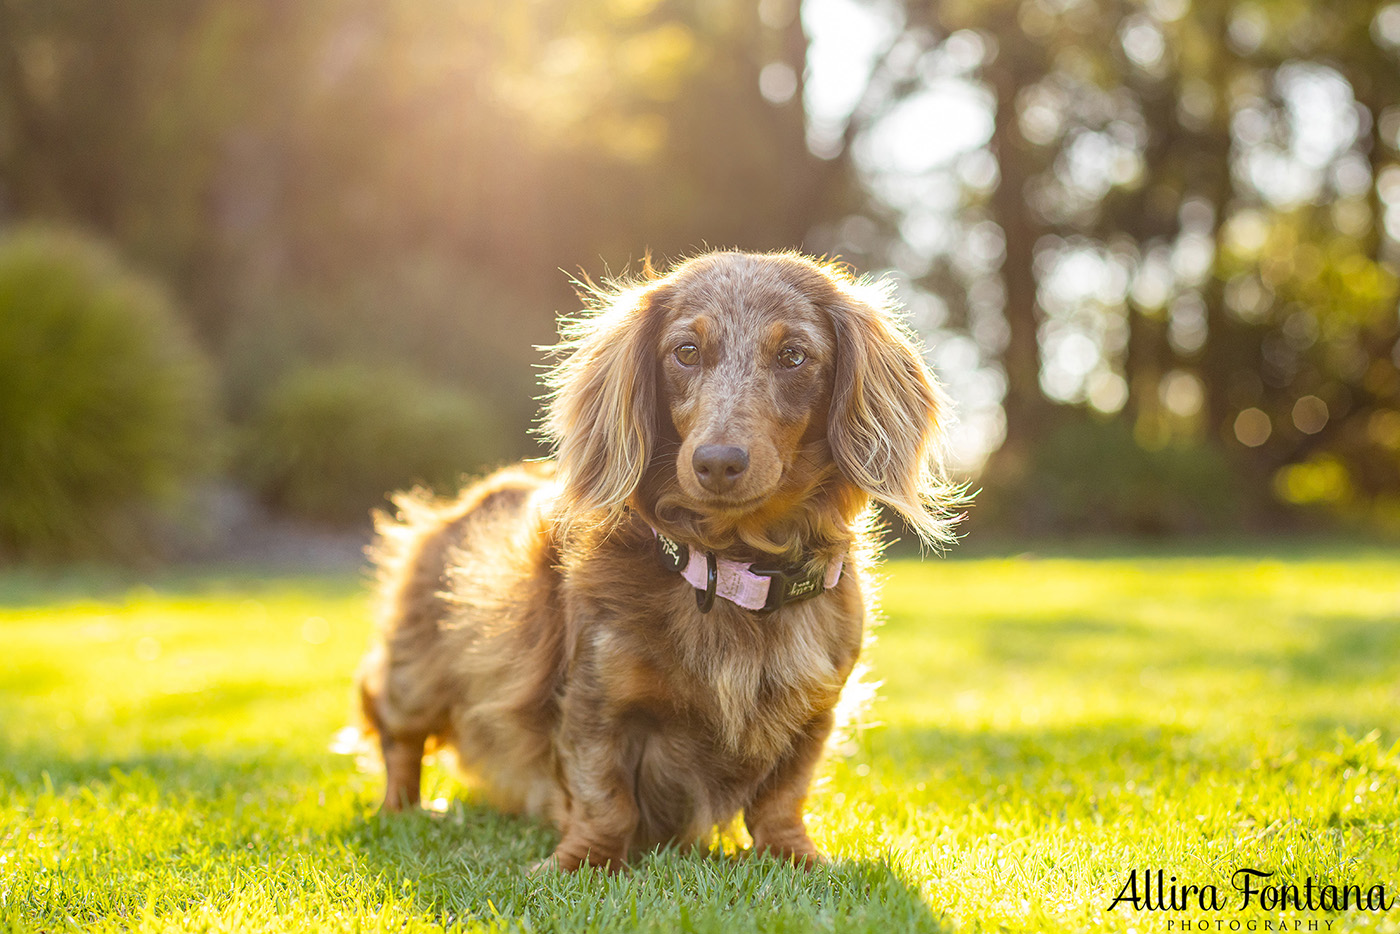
[356,250,959,870]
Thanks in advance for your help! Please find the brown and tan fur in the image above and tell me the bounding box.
[355,250,958,871]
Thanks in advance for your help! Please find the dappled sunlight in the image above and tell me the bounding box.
[3,554,1400,932]
[4,0,1400,928]
[797,552,1400,929]
[4,0,1400,549]
[874,555,1400,734]
[0,575,370,762]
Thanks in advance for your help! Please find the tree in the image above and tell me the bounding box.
[0,0,864,453]
[827,0,1400,528]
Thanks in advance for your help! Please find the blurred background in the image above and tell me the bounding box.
[2,0,1399,563]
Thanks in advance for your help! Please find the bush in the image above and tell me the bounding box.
[240,364,504,523]
[221,253,553,441]
[0,225,215,561]
[980,412,1250,535]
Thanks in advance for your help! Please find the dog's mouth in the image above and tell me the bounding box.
[677,469,794,517]
[688,490,770,513]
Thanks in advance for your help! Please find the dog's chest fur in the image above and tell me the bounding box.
[580,571,862,765]
[690,601,851,754]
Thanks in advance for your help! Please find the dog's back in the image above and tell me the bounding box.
[358,462,566,816]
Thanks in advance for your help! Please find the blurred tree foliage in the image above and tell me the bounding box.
[0,0,859,451]
[3,0,1400,532]
[832,0,1400,529]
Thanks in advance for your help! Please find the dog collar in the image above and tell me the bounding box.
[652,528,843,614]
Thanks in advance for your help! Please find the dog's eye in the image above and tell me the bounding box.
[777,347,807,368]
[674,344,700,367]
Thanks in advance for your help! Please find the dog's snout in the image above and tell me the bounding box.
[692,444,749,493]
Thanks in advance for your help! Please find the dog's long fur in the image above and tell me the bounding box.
[356,250,958,870]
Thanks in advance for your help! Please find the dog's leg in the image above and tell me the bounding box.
[743,710,833,867]
[361,673,429,813]
[546,718,639,872]
[380,731,426,812]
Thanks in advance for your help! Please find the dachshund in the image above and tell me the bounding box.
[355,250,958,871]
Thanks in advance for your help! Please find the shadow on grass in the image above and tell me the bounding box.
[338,800,951,934]
[0,744,320,792]
[865,717,1396,837]
[928,534,1400,562]
[1282,615,1400,682]
[872,719,1243,783]
[947,610,1400,684]
[0,565,363,610]
[137,679,321,721]
[2,738,949,933]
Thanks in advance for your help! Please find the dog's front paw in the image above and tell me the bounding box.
[787,848,828,869]
[528,854,562,875]
[539,842,628,874]
[750,838,827,869]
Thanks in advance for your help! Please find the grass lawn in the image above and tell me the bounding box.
[3,545,1400,933]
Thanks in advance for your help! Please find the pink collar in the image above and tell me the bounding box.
[652,528,843,613]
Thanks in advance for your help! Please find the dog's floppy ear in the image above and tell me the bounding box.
[820,271,961,546]
[544,281,667,530]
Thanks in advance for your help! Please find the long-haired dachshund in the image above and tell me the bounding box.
[355,250,958,870]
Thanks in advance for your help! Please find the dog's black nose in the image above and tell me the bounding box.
[692,444,749,493]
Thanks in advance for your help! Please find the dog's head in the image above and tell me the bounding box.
[545,251,958,551]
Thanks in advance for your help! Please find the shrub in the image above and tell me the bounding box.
[980,412,1249,535]
[240,364,504,523]
[221,254,551,440]
[0,225,215,561]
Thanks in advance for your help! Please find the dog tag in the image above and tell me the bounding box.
[655,532,689,572]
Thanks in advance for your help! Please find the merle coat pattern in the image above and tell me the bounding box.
[356,250,957,870]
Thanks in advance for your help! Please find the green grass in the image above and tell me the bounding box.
[3,546,1400,932]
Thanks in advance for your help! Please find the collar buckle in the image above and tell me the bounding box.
[749,563,827,613]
